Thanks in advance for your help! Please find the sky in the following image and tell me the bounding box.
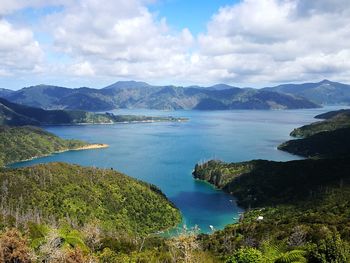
[1,0,350,90]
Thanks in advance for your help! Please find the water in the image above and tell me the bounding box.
[10,106,344,233]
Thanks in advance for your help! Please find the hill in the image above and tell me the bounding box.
[289,108,350,138]
[0,81,319,111]
[0,97,186,126]
[196,158,350,261]
[279,127,350,158]
[0,162,181,234]
[193,108,350,261]
[0,126,105,166]
[264,79,350,105]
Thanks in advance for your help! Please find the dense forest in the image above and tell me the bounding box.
[0,126,90,166]
[192,109,350,262]
[0,97,187,126]
[0,163,183,262]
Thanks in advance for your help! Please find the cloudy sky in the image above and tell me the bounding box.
[1,0,350,89]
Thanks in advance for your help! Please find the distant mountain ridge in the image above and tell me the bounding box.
[0,81,320,111]
[264,79,350,105]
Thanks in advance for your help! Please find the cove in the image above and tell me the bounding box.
[10,107,341,233]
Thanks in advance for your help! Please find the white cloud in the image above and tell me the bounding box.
[2,0,350,87]
[0,19,43,76]
[43,0,195,83]
[196,0,350,84]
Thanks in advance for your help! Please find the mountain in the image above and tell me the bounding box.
[264,79,350,105]
[0,97,186,126]
[0,88,14,97]
[103,80,151,90]
[206,84,239,91]
[0,126,104,166]
[0,82,319,111]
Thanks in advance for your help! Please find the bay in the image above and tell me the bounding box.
[10,106,343,233]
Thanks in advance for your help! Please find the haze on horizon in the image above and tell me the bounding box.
[1,0,350,90]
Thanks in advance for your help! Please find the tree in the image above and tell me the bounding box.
[308,232,349,263]
[226,247,264,263]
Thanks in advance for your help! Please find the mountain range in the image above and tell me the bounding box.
[0,80,326,111]
[263,79,350,105]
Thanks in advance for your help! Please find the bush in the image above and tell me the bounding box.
[226,247,264,263]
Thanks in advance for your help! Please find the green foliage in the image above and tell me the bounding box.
[260,241,307,263]
[0,97,187,126]
[308,232,349,263]
[193,158,350,208]
[290,109,350,138]
[279,128,350,158]
[226,247,264,263]
[0,126,87,166]
[0,163,181,235]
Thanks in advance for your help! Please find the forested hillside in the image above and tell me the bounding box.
[0,126,91,166]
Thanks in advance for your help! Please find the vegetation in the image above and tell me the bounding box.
[0,163,192,262]
[0,97,187,126]
[290,110,350,138]
[0,162,181,235]
[279,127,350,158]
[192,109,350,262]
[0,126,92,166]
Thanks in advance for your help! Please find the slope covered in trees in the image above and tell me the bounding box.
[0,97,187,126]
[0,126,103,166]
[192,109,350,262]
[290,108,350,137]
[0,163,181,235]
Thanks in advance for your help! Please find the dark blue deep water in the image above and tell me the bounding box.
[11,107,343,233]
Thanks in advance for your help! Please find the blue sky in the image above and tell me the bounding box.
[0,0,350,90]
[149,0,239,34]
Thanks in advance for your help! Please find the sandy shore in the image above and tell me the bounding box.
[73,144,109,151]
[6,143,109,166]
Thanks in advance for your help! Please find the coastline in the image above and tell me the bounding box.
[40,118,188,126]
[71,143,109,151]
[6,143,109,167]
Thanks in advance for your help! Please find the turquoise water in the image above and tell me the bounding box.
[10,107,343,233]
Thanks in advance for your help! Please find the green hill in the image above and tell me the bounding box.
[0,162,181,235]
[0,126,92,166]
[193,158,350,208]
[279,127,350,158]
[0,97,186,126]
[290,109,350,138]
[193,108,350,261]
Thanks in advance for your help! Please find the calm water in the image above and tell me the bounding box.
[10,106,344,233]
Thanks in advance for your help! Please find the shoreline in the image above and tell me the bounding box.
[40,118,188,127]
[72,143,109,151]
[6,143,109,167]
